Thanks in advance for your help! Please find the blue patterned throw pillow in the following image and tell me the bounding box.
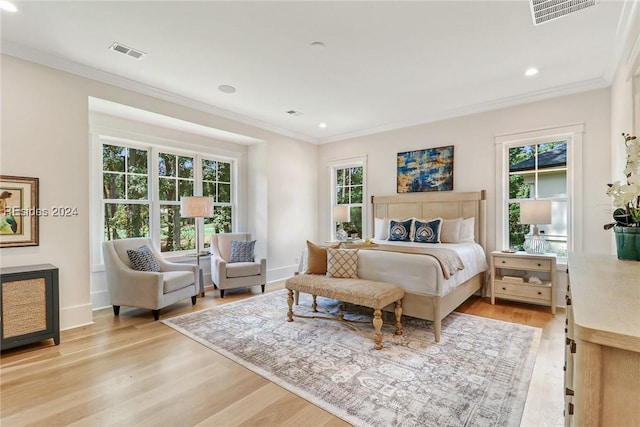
[388,219,412,242]
[126,245,160,272]
[413,218,442,243]
[230,240,256,263]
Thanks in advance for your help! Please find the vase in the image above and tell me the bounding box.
[613,226,640,261]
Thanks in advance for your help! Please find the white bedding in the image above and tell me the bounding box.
[358,240,488,296]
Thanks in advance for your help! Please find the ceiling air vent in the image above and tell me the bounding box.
[109,42,146,60]
[530,0,598,26]
[286,110,303,116]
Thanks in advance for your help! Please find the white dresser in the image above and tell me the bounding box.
[565,253,640,426]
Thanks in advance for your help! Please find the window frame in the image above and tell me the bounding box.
[92,134,238,269]
[329,156,368,241]
[495,124,583,264]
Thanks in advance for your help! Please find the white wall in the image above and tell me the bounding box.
[317,89,612,257]
[0,54,317,330]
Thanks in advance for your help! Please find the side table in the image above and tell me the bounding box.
[187,252,211,297]
[490,250,556,314]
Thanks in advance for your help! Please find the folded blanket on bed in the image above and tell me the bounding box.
[375,244,465,279]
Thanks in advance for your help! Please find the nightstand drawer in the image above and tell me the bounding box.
[494,282,551,300]
[494,256,551,271]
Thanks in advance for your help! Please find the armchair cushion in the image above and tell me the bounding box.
[226,262,261,278]
[126,245,160,272]
[230,240,255,263]
[162,271,196,293]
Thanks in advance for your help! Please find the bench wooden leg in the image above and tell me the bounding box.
[287,289,294,322]
[294,290,299,305]
[394,299,403,336]
[373,309,383,350]
[312,294,318,312]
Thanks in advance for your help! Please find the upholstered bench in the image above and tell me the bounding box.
[285,274,405,350]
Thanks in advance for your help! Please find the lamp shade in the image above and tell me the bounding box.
[519,200,552,225]
[333,205,351,223]
[180,196,214,218]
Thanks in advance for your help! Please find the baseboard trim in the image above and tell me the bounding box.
[61,303,94,331]
[267,264,297,283]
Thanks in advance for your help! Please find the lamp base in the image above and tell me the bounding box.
[336,226,348,242]
[523,234,549,254]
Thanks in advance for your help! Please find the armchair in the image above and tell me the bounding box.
[102,238,199,320]
[210,233,266,298]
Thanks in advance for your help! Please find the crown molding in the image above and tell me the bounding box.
[317,77,609,144]
[0,41,319,144]
[603,0,640,83]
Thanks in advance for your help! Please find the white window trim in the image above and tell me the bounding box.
[328,156,368,241]
[90,134,238,271]
[494,123,583,262]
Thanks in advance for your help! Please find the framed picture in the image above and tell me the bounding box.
[0,175,39,247]
[397,145,454,193]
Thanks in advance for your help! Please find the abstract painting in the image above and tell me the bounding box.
[397,145,454,193]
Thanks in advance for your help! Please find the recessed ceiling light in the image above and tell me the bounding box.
[319,122,327,128]
[310,41,325,50]
[218,85,236,94]
[0,1,18,12]
[525,67,539,77]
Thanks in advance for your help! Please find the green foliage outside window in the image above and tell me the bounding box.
[336,166,364,238]
[103,143,235,252]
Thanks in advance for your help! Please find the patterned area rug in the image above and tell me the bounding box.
[163,290,540,427]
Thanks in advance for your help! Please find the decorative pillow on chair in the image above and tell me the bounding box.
[326,248,359,278]
[230,240,256,263]
[306,241,339,275]
[413,218,442,243]
[388,219,413,242]
[127,245,160,272]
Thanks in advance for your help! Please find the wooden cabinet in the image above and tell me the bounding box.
[0,264,59,350]
[565,254,640,426]
[490,251,556,314]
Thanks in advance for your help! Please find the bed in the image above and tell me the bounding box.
[362,190,488,342]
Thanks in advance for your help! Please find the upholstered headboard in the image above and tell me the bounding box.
[371,190,487,249]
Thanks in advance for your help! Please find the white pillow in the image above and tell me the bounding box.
[440,218,463,243]
[374,218,389,240]
[459,217,475,242]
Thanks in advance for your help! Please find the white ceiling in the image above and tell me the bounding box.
[0,1,634,144]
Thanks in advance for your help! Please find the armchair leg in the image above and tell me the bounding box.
[191,295,197,305]
[220,289,225,298]
[152,310,160,321]
[261,284,265,293]
[113,305,120,316]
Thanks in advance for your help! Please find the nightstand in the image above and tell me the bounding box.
[490,250,556,314]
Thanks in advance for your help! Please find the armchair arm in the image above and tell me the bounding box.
[211,255,227,287]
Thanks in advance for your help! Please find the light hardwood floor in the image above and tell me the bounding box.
[1,282,565,426]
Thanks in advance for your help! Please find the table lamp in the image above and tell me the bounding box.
[519,199,552,254]
[333,205,350,241]
[180,196,214,255]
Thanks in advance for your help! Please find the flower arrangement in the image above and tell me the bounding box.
[604,133,640,229]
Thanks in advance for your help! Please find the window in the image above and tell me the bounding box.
[508,142,568,255]
[202,159,233,247]
[495,124,583,261]
[158,152,195,252]
[100,139,235,255]
[102,144,150,240]
[330,157,367,240]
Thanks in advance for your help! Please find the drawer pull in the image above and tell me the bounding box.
[502,287,506,291]
[566,337,572,346]
[537,291,542,295]
[501,260,506,264]
[537,263,542,267]
[566,388,574,396]
[570,341,576,354]
[568,403,574,415]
